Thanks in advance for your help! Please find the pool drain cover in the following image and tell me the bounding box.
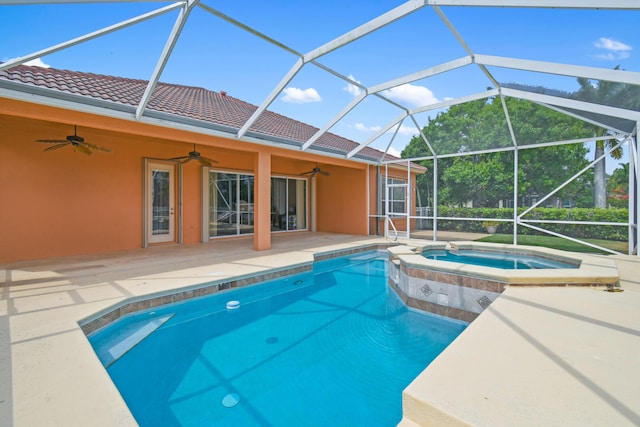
[222,393,240,408]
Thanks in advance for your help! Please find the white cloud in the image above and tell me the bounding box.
[355,122,381,132]
[25,58,51,68]
[4,57,51,68]
[386,146,401,157]
[383,83,438,107]
[281,87,321,104]
[395,124,416,136]
[594,37,631,60]
[343,75,362,96]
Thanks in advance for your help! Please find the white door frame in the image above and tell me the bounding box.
[143,159,179,246]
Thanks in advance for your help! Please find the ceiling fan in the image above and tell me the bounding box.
[36,125,111,155]
[300,163,330,177]
[169,144,219,167]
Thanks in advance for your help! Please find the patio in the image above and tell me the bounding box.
[1,232,638,426]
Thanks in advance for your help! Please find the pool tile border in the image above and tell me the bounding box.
[80,264,311,335]
[388,262,505,323]
[389,277,480,323]
[386,241,620,322]
[80,243,393,336]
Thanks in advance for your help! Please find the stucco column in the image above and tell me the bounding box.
[254,150,271,250]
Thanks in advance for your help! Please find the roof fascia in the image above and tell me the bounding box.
[0,82,384,165]
[0,81,138,118]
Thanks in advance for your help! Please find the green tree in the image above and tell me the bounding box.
[607,162,629,208]
[402,97,592,207]
[573,67,626,208]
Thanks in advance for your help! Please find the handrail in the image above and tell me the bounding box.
[385,215,398,242]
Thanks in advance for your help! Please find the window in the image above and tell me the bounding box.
[209,171,254,237]
[271,177,307,232]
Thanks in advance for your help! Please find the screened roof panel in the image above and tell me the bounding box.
[205,1,404,54]
[0,2,180,79]
[0,1,638,162]
[160,7,298,105]
[553,107,637,135]
[444,7,640,71]
[254,63,359,132]
[414,95,512,156]
[317,6,468,86]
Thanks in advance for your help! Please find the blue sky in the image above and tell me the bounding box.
[1,1,638,167]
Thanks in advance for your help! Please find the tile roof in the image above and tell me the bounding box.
[0,65,401,163]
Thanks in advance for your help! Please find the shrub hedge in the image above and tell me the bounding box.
[432,207,629,241]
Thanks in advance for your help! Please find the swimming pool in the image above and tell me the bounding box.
[421,249,579,269]
[88,251,467,426]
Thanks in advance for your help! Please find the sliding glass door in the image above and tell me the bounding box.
[271,177,307,232]
[208,171,307,238]
[209,171,254,237]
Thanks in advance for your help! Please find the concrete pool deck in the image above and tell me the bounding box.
[0,232,638,426]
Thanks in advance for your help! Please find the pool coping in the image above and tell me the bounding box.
[389,241,620,287]
[79,242,392,336]
[2,235,637,427]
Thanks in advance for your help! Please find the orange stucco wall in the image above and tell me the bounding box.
[2,99,400,263]
[315,164,368,234]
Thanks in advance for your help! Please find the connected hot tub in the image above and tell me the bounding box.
[388,241,620,322]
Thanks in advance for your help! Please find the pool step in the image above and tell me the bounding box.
[92,314,174,367]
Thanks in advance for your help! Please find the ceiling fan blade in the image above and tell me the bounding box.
[318,170,331,176]
[83,142,112,153]
[36,139,68,144]
[43,142,70,151]
[76,144,93,155]
[198,157,213,167]
[169,155,190,161]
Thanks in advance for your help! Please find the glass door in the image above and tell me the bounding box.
[147,162,176,244]
[271,177,307,231]
[209,171,254,237]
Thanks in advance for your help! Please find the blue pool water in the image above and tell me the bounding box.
[421,249,578,270]
[89,251,467,426]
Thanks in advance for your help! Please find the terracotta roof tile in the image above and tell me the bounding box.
[0,64,399,162]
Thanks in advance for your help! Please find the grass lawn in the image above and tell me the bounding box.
[476,234,628,254]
